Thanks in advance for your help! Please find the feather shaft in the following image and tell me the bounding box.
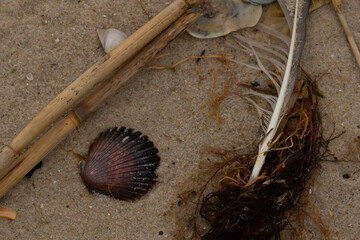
[250,0,300,179]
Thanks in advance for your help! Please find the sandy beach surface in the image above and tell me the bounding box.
[0,0,359,239]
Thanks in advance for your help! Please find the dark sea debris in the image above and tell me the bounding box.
[199,78,327,240]
[80,127,160,200]
[196,49,206,63]
[25,161,43,178]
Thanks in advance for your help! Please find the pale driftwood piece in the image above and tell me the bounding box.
[0,13,200,198]
[332,0,360,70]
[0,0,200,178]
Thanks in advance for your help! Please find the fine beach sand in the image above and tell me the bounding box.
[0,0,359,239]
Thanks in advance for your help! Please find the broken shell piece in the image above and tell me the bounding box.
[97,29,128,53]
[187,0,262,39]
[0,207,16,220]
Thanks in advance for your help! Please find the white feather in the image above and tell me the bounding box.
[250,0,300,179]
[225,0,305,179]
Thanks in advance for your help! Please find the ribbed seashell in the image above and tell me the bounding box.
[97,28,128,53]
[80,127,160,200]
[187,0,262,39]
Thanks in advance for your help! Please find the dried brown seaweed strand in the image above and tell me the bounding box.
[199,78,327,240]
[202,57,234,124]
[148,54,235,124]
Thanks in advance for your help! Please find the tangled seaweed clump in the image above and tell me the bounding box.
[199,79,328,240]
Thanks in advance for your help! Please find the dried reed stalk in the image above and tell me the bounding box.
[0,13,200,198]
[332,0,360,70]
[0,0,200,178]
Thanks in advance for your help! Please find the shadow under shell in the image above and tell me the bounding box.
[80,127,160,200]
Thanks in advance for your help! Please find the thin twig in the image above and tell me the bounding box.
[332,0,360,70]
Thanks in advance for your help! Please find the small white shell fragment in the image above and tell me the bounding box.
[97,29,128,53]
[26,73,33,81]
[187,0,262,39]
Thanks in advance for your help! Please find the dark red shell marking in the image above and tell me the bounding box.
[80,127,160,200]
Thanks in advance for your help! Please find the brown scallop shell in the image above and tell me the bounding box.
[80,127,160,200]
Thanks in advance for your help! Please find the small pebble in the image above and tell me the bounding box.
[55,38,60,43]
[26,73,33,81]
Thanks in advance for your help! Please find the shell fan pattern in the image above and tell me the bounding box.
[80,127,160,200]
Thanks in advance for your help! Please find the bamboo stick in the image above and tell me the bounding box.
[0,13,200,198]
[332,0,360,70]
[0,0,200,178]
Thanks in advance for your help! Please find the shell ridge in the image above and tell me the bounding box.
[120,131,142,144]
[107,132,145,155]
[108,138,146,157]
[88,128,115,168]
[98,170,157,181]
[109,157,160,170]
[90,127,128,171]
[99,140,156,165]
[104,149,158,168]
[104,144,157,163]
[91,163,158,180]
[130,148,159,159]
[124,141,155,154]
[108,158,160,170]
[103,165,160,178]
